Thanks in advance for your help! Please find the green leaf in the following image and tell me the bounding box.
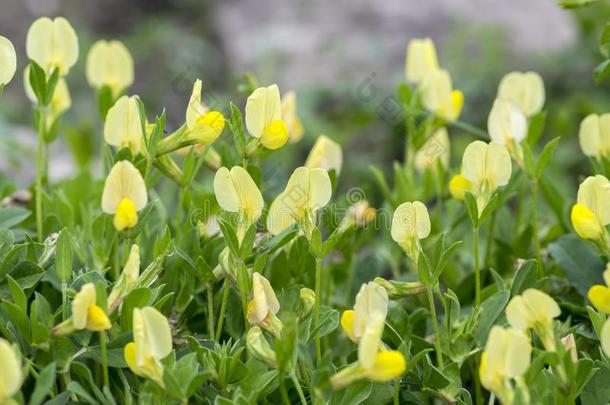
[521,141,536,178]
[600,22,610,58]
[44,68,60,106]
[558,0,600,8]
[527,112,546,146]
[96,85,115,119]
[6,275,26,312]
[464,192,478,228]
[474,290,510,346]
[330,381,372,405]
[536,137,560,179]
[229,103,246,159]
[29,362,57,405]
[510,260,538,296]
[56,228,73,283]
[548,234,605,297]
[28,60,47,104]
[593,59,610,84]
[0,207,31,228]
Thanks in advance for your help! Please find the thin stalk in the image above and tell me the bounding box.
[290,372,308,405]
[61,281,68,320]
[35,107,47,242]
[531,179,544,276]
[483,211,497,269]
[314,256,322,364]
[99,331,109,388]
[394,378,400,405]
[474,225,481,307]
[206,284,215,340]
[175,187,185,241]
[280,375,291,405]
[237,263,249,332]
[215,279,230,341]
[426,285,444,369]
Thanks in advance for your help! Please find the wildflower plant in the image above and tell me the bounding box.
[2,7,610,405]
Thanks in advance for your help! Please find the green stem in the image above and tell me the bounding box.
[35,107,46,242]
[280,375,291,405]
[531,179,544,276]
[99,331,109,388]
[314,256,322,364]
[394,378,400,405]
[237,263,250,332]
[474,226,481,307]
[484,211,497,269]
[215,279,230,341]
[61,282,68,320]
[291,372,308,405]
[207,284,215,340]
[175,187,185,241]
[426,285,444,369]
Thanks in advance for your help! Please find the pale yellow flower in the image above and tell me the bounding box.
[247,326,277,367]
[282,91,304,143]
[185,79,225,144]
[246,273,282,337]
[104,96,143,155]
[331,314,406,389]
[86,40,134,95]
[0,35,17,86]
[571,175,610,242]
[579,114,610,160]
[405,38,439,84]
[72,283,111,332]
[266,167,332,235]
[505,288,560,350]
[124,307,172,387]
[448,174,472,201]
[601,317,610,357]
[26,17,79,76]
[461,140,512,214]
[101,161,148,231]
[419,69,463,121]
[213,166,264,226]
[245,84,289,150]
[414,127,450,172]
[497,71,545,117]
[488,98,527,150]
[107,244,140,311]
[391,201,431,261]
[305,135,343,175]
[479,326,531,402]
[341,282,388,343]
[0,339,22,403]
[587,263,610,314]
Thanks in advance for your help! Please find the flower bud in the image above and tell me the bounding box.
[247,326,277,367]
[373,277,425,299]
[298,288,315,318]
[0,338,22,402]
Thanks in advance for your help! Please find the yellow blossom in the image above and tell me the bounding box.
[124,307,172,387]
[497,71,545,117]
[390,201,431,261]
[419,69,463,121]
[579,114,610,160]
[245,84,289,150]
[405,38,439,84]
[185,79,225,144]
[449,174,472,201]
[487,98,527,151]
[414,127,450,172]
[104,95,143,155]
[72,283,111,332]
[266,166,332,235]
[282,91,304,143]
[460,140,512,214]
[0,339,22,403]
[247,326,277,367]
[107,244,140,312]
[341,281,388,343]
[0,35,17,86]
[101,161,148,231]
[505,288,560,350]
[587,263,610,314]
[247,273,282,337]
[601,318,610,357]
[86,40,134,96]
[571,175,610,242]
[26,17,79,76]
[305,135,343,175]
[213,166,264,226]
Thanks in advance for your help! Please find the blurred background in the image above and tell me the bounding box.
[1,0,609,200]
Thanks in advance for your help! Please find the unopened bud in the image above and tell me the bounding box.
[247,326,277,367]
[298,288,315,318]
[373,277,425,299]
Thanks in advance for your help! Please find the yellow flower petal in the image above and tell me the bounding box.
[251,272,280,324]
[245,84,282,138]
[281,91,304,143]
[190,111,225,144]
[86,40,134,93]
[104,96,143,155]
[488,98,527,147]
[352,282,389,341]
[571,203,604,241]
[213,166,264,224]
[358,314,385,369]
[497,71,545,117]
[405,38,438,83]
[124,342,144,376]
[340,310,357,342]
[26,17,79,76]
[414,127,450,172]
[86,304,111,331]
[133,307,172,367]
[72,283,97,330]
[363,350,406,382]
[0,36,17,86]
[124,244,140,288]
[579,114,602,158]
[506,288,560,332]
[114,197,138,231]
[461,140,512,193]
[577,175,610,226]
[305,135,343,175]
[260,119,289,150]
[101,160,148,214]
[588,285,610,314]
[449,174,471,201]
[0,339,21,400]
[391,201,431,253]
